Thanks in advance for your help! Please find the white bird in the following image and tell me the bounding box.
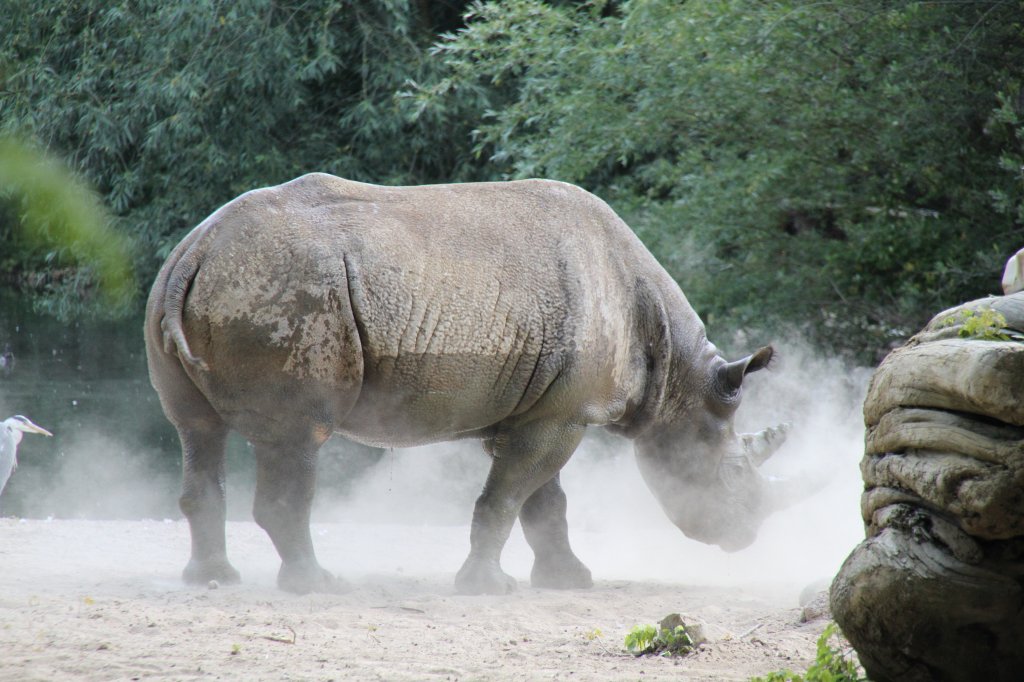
[0,415,53,496]
[1003,247,1024,295]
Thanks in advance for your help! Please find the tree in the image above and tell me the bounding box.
[0,0,480,315]
[3,0,1022,360]
[420,0,1024,359]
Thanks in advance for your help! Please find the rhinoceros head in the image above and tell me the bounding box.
[634,345,793,552]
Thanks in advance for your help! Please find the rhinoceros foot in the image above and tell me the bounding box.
[277,560,349,595]
[530,554,593,590]
[455,557,518,595]
[182,556,241,586]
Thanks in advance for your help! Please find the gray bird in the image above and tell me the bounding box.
[0,415,53,496]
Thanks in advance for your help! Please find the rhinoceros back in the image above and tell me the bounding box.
[170,173,651,445]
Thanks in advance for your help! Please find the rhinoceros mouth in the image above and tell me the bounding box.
[636,420,826,551]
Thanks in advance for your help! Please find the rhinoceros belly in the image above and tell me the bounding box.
[334,243,570,446]
[335,327,554,447]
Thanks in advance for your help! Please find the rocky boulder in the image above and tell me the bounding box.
[831,291,1024,682]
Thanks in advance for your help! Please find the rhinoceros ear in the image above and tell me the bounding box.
[718,346,774,394]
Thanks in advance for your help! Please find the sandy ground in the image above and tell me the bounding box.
[0,518,836,681]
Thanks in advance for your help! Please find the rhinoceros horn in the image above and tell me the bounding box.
[743,423,830,513]
[740,422,790,466]
[725,422,825,516]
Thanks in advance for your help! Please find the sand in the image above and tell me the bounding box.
[0,517,836,681]
[0,336,869,680]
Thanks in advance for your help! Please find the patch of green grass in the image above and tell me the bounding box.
[750,623,867,682]
[624,614,700,657]
[942,308,1011,341]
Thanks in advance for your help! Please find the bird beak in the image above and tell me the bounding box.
[19,419,52,437]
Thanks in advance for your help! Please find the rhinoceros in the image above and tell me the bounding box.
[145,173,792,595]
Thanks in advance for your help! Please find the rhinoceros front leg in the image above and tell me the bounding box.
[252,440,346,594]
[520,474,593,589]
[178,423,241,585]
[456,421,585,595]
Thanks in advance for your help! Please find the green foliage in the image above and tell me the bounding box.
[751,623,867,682]
[624,617,696,656]
[942,307,1011,341]
[429,0,1024,359]
[624,623,658,654]
[2,0,1023,359]
[0,0,481,314]
[0,137,135,318]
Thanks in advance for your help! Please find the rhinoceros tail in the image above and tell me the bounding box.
[160,238,209,372]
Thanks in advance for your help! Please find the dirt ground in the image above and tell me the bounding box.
[0,518,835,681]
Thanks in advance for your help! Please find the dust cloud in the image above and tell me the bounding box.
[0,427,179,520]
[1,339,869,593]
[314,339,871,590]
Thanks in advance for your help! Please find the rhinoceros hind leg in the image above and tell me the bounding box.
[520,474,593,589]
[251,439,341,594]
[177,422,241,585]
[456,421,586,595]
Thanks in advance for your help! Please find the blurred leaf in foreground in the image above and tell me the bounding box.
[0,138,136,318]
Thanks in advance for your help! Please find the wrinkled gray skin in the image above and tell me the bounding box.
[145,173,792,595]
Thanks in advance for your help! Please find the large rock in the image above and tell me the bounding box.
[832,291,1024,682]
